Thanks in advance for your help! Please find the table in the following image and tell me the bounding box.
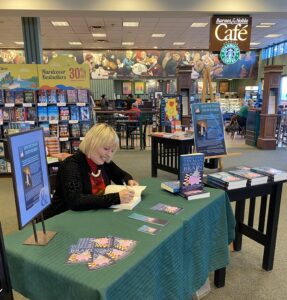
[116,119,139,149]
[5,178,235,300]
[205,179,285,271]
[151,134,194,178]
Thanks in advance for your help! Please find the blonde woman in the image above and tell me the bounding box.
[48,124,138,217]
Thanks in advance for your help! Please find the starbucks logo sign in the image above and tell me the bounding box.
[220,42,240,64]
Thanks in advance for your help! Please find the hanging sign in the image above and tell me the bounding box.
[220,42,241,64]
[209,15,252,52]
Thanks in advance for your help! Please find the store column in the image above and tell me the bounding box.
[21,17,43,64]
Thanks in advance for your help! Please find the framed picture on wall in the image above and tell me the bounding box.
[219,81,229,94]
[122,81,132,95]
[134,81,145,95]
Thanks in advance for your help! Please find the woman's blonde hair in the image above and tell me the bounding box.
[79,123,119,160]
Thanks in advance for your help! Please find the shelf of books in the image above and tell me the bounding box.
[0,88,92,175]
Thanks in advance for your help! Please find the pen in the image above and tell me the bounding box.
[122,180,132,191]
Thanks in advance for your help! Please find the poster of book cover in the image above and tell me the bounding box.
[191,102,226,156]
[159,97,181,130]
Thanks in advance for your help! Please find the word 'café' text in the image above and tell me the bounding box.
[41,69,66,80]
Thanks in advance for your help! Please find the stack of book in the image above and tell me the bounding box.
[228,168,268,186]
[207,171,247,190]
[250,167,287,182]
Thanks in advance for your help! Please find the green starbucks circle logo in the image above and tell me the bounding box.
[220,42,240,65]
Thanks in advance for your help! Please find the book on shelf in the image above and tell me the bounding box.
[14,107,27,121]
[0,141,5,157]
[0,158,7,173]
[0,108,3,125]
[59,106,70,121]
[250,167,287,182]
[4,90,15,103]
[70,123,81,138]
[77,89,89,103]
[37,106,48,121]
[161,181,180,193]
[26,107,37,121]
[49,124,59,137]
[47,105,59,121]
[61,141,71,153]
[107,185,146,210]
[14,91,24,104]
[229,169,268,186]
[45,137,60,156]
[71,140,81,153]
[59,124,69,138]
[39,123,50,137]
[47,90,58,104]
[67,89,78,103]
[24,90,36,104]
[80,106,90,121]
[57,89,67,103]
[70,106,79,120]
[3,107,14,121]
[179,153,210,200]
[37,89,48,103]
[80,123,90,137]
[0,90,4,104]
[207,171,247,190]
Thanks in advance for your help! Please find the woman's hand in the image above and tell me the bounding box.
[119,189,135,204]
[128,179,139,186]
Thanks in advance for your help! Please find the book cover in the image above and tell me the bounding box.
[0,108,3,125]
[60,141,71,153]
[207,171,247,189]
[161,181,180,193]
[14,91,24,104]
[151,203,183,215]
[47,105,59,121]
[80,106,90,121]
[26,107,37,121]
[128,212,168,226]
[3,107,14,121]
[57,89,67,103]
[0,141,5,157]
[4,90,15,103]
[70,106,79,120]
[179,153,206,199]
[37,89,48,103]
[59,106,70,121]
[70,123,81,138]
[14,107,27,121]
[47,90,58,104]
[80,123,90,137]
[71,140,81,153]
[77,89,88,103]
[0,90,4,105]
[37,106,48,121]
[67,89,78,103]
[229,169,268,185]
[49,124,59,137]
[0,158,7,173]
[250,167,287,182]
[59,124,69,138]
[24,90,36,104]
[39,123,50,137]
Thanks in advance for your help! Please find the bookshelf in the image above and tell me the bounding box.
[0,88,93,174]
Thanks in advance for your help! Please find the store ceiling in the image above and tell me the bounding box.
[1,12,287,51]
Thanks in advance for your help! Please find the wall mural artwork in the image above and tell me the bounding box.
[0,49,259,80]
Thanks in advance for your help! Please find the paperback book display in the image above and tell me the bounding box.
[179,153,210,200]
[250,167,287,182]
[207,172,247,190]
[161,181,180,193]
[66,236,137,270]
[229,168,268,186]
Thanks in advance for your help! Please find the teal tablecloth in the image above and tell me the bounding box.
[5,178,235,300]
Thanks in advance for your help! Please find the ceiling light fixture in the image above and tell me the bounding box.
[92,33,107,38]
[265,34,282,38]
[260,23,276,26]
[122,42,134,46]
[173,42,185,45]
[51,21,69,27]
[152,33,166,38]
[190,23,208,27]
[69,42,82,45]
[123,22,139,27]
[256,25,271,28]
[14,41,24,45]
[250,42,261,46]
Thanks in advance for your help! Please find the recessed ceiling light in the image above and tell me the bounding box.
[250,42,261,46]
[265,34,282,38]
[152,33,166,38]
[190,23,208,27]
[122,42,134,46]
[0,42,3,45]
[123,22,139,27]
[153,46,158,49]
[261,23,276,26]
[92,33,107,38]
[14,41,24,45]
[69,42,82,45]
[173,42,185,46]
[256,25,271,28]
[51,21,69,27]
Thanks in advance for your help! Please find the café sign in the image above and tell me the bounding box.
[209,15,252,52]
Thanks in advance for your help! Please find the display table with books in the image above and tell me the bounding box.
[205,167,287,271]
[4,178,235,300]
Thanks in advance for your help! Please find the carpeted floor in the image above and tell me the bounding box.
[1,136,286,300]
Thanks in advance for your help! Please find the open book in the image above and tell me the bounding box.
[105,185,146,210]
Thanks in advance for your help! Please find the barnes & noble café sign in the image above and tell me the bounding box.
[210,15,252,64]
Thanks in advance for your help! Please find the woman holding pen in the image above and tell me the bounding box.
[44,123,138,219]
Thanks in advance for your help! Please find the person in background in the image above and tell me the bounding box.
[45,124,138,218]
[126,93,136,110]
[225,99,252,133]
[127,102,141,121]
[100,94,109,110]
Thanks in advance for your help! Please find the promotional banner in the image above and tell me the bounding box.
[0,64,38,89]
[38,56,90,89]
